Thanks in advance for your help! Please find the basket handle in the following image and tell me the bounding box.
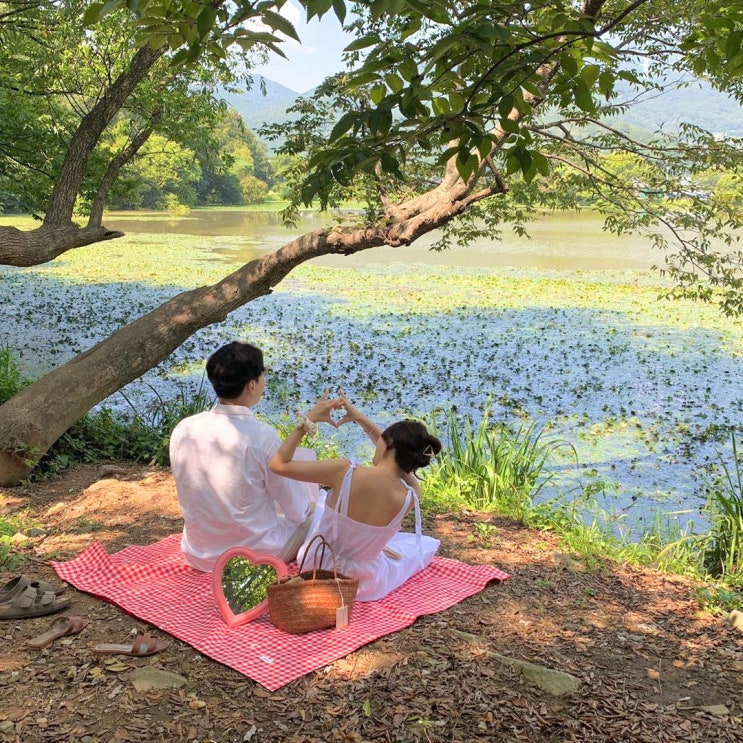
[297,534,339,579]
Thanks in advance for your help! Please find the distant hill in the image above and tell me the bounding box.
[223,75,743,148]
[220,77,303,140]
[609,78,743,137]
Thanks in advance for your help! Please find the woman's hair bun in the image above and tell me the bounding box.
[381,420,442,473]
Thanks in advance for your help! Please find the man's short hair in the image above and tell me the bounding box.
[206,342,265,400]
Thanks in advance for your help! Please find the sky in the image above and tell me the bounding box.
[252,2,353,93]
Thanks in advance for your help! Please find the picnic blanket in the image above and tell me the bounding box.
[51,534,509,690]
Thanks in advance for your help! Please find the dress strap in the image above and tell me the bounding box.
[412,489,423,556]
[329,461,355,541]
[398,480,423,558]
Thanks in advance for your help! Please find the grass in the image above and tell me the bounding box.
[2,340,741,608]
[700,433,743,582]
[418,403,743,610]
[424,406,574,519]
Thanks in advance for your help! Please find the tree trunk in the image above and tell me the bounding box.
[0,224,124,266]
[0,179,495,484]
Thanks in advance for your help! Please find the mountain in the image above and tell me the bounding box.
[609,78,743,137]
[220,77,303,137]
[223,75,743,147]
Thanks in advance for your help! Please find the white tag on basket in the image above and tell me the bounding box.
[336,605,349,629]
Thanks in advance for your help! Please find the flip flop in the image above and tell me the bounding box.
[0,575,66,602]
[92,630,169,657]
[26,615,88,649]
[0,583,71,620]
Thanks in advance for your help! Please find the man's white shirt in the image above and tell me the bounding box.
[170,403,316,571]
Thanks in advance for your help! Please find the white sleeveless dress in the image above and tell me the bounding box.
[296,463,440,601]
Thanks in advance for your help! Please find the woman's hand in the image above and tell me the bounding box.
[332,389,363,428]
[306,391,343,427]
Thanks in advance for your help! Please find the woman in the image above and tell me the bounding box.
[269,391,442,601]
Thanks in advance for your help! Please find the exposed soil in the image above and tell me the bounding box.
[1,463,741,742]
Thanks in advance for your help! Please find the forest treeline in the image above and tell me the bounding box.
[0,108,282,214]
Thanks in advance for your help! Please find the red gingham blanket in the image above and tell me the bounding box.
[51,535,509,690]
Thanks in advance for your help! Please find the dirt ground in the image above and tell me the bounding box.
[0,463,741,742]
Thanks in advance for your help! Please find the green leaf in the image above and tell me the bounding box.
[519,150,533,180]
[370,83,386,105]
[362,699,372,717]
[532,151,550,177]
[573,86,594,112]
[385,73,404,94]
[580,64,601,89]
[505,155,521,176]
[329,112,357,141]
[598,70,615,97]
[380,151,401,177]
[82,2,105,26]
[369,108,392,135]
[196,6,216,40]
[432,97,450,116]
[344,34,380,52]
[725,30,743,61]
[498,94,515,119]
[346,72,381,89]
[260,10,300,42]
[306,0,334,20]
[560,53,578,78]
[332,0,346,24]
[456,151,478,182]
[399,57,418,82]
[499,118,519,135]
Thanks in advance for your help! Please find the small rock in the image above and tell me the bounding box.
[727,610,743,633]
[0,721,15,734]
[491,653,581,696]
[26,527,45,537]
[129,667,188,691]
[99,464,127,476]
[732,661,743,672]
[451,629,489,648]
[701,704,730,716]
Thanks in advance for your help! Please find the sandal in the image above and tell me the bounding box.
[93,630,169,657]
[27,615,88,649]
[0,575,66,602]
[0,582,71,620]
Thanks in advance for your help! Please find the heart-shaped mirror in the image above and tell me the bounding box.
[212,548,288,627]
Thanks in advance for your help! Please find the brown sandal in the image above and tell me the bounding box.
[27,615,88,649]
[93,630,169,657]
[0,582,71,620]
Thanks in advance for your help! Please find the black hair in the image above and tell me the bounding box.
[206,342,265,400]
[380,420,442,474]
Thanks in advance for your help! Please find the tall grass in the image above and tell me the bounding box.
[424,407,574,519]
[700,432,743,582]
[0,346,26,404]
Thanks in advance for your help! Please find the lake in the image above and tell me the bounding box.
[103,208,672,271]
[2,208,742,536]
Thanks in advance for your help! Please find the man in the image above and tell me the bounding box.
[170,341,317,571]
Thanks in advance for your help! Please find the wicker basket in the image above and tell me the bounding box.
[267,535,358,634]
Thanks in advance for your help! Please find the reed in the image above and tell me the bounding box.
[425,407,572,518]
[701,432,743,581]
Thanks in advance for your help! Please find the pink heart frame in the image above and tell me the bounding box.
[212,547,288,628]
